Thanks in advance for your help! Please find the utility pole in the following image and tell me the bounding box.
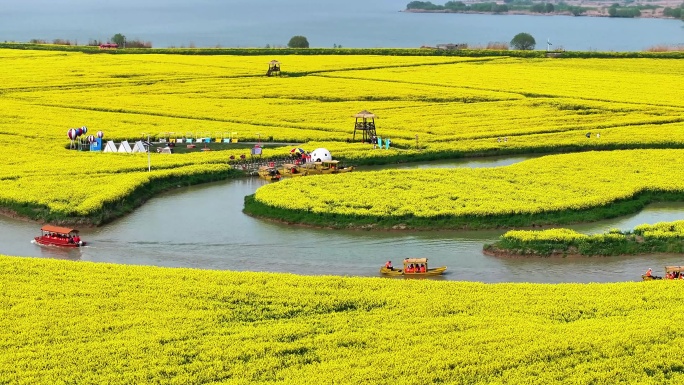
[142,132,151,171]
[147,134,151,172]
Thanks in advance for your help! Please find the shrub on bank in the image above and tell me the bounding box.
[488,220,684,256]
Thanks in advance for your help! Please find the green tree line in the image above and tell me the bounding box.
[406,1,588,15]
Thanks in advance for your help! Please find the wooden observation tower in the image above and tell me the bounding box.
[353,110,377,143]
[267,60,281,77]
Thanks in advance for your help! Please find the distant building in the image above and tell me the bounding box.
[436,43,468,50]
[99,43,118,49]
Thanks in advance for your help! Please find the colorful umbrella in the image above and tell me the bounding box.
[290,148,306,154]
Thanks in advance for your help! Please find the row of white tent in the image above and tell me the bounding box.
[102,140,148,153]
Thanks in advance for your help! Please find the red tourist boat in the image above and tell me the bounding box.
[34,225,86,248]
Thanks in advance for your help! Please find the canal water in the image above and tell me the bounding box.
[1,155,683,283]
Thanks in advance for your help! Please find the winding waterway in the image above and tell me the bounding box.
[2,155,684,283]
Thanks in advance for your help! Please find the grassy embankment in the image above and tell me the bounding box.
[3,255,684,384]
[485,220,684,257]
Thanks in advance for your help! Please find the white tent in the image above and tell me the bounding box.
[158,147,172,154]
[118,140,132,153]
[132,141,147,153]
[310,148,332,162]
[103,141,117,153]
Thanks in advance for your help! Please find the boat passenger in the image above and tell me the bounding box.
[73,235,81,245]
[645,268,652,277]
[406,264,414,273]
[419,264,426,273]
[384,260,393,271]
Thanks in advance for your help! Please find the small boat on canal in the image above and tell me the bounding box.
[281,163,308,177]
[257,165,282,181]
[380,258,447,277]
[642,266,684,281]
[34,225,86,248]
[301,160,354,175]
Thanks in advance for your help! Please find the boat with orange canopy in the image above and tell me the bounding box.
[34,225,86,248]
[380,258,446,277]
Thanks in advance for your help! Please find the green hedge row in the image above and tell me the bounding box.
[2,43,683,59]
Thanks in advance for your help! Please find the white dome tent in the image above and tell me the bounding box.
[310,148,332,162]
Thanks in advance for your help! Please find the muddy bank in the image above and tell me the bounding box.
[483,245,585,258]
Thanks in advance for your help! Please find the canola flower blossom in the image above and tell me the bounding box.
[0,48,682,222]
[2,255,684,384]
[254,149,684,220]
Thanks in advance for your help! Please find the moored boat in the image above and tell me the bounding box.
[281,163,308,177]
[301,160,354,175]
[380,258,446,277]
[34,225,86,248]
[257,165,282,181]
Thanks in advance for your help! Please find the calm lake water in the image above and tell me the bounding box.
[2,155,684,284]
[2,0,682,51]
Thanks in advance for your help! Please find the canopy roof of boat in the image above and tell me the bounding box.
[41,225,78,235]
[404,258,427,264]
[666,266,684,273]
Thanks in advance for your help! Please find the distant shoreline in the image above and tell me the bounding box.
[402,8,682,20]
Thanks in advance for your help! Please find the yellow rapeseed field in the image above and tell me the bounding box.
[2,255,684,384]
[0,48,683,221]
[3,49,684,384]
[254,149,684,220]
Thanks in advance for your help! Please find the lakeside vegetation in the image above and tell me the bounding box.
[486,220,684,256]
[4,255,684,384]
[3,42,684,58]
[406,0,684,19]
[408,0,589,16]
